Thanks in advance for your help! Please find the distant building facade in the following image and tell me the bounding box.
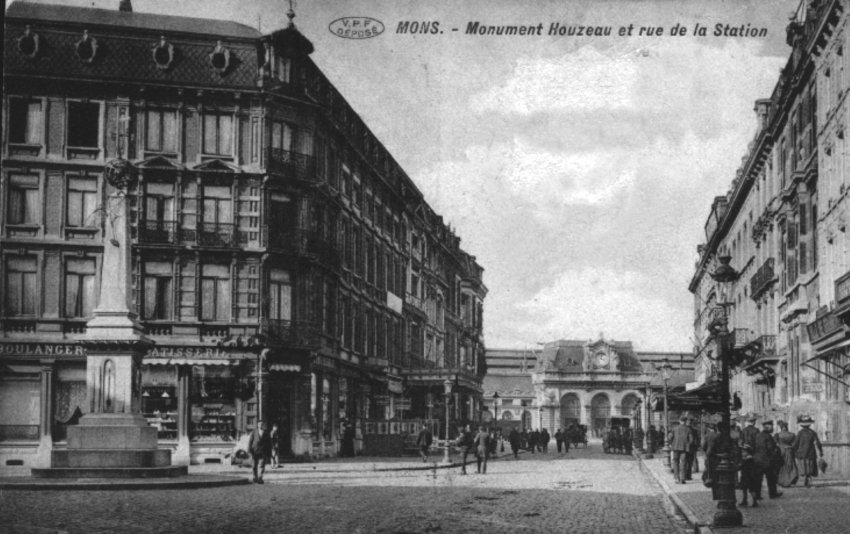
[1,1,486,466]
[484,337,692,437]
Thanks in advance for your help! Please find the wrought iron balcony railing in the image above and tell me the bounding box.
[198,222,237,247]
[261,319,321,347]
[265,148,316,181]
[749,258,776,300]
[138,220,178,244]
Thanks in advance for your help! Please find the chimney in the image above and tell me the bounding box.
[119,0,132,12]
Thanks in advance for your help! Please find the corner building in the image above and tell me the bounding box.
[0,1,486,466]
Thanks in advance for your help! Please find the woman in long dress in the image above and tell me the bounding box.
[775,420,798,487]
[791,415,823,487]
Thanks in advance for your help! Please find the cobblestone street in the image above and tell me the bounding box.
[0,446,689,534]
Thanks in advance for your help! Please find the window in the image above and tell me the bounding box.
[64,258,96,318]
[145,183,174,222]
[269,270,292,321]
[270,121,294,152]
[67,101,100,148]
[5,256,38,316]
[8,99,42,145]
[66,177,98,227]
[200,264,230,321]
[143,262,172,320]
[275,56,291,83]
[145,110,178,153]
[202,186,233,224]
[7,175,39,225]
[202,113,233,156]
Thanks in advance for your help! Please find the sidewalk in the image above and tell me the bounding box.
[637,453,850,534]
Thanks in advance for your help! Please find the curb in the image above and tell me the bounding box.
[0,474,250,491]
[635,454,714,534]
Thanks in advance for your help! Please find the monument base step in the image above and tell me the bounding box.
[31,465,188,479]
[51,448,172,468]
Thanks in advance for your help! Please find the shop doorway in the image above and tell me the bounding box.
[267,377,294,458]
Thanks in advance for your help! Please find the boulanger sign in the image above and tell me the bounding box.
[0,343,86,358]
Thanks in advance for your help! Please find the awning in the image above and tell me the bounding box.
[269,363,301,372]
[651,381,725,413]
[803,349,850,388]
[146,358,239,366]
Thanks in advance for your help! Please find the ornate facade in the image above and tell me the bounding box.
[0,1,486,466]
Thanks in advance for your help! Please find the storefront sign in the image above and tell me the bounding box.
[802,381,824,393]
[0,343,86,357]
[146,347,247,359]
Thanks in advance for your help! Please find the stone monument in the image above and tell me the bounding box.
[32,159,185,478]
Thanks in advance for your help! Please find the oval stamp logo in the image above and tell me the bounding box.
[329,17,385,39]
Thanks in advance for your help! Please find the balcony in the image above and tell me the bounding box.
[137,220,178,244]
[265,148,316,182]
[834,269,850,319]
[267,229,340,267]
[198,222,237,247]
[749,258,776,300]
[741,334,779,376]
[261,319,321,347]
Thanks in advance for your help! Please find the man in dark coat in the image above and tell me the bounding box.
[540,428,550,453]
[457,424,474,475]
[248,420,272,483]
[508,428,521,458]
[685,416,700,479]
[670,416,693,484]
[740,414,759,450]
[528,429,538,453]
[753,420,782,499]
[416,424,433,462]
[555,428,564,453]
[792,415,824,487]
[474,425,490,474]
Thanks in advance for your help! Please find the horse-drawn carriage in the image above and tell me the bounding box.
[567,424,588,448]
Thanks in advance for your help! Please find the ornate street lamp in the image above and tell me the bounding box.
[709,255,743,528]
[442,378,453,464]
[660,358,673,471]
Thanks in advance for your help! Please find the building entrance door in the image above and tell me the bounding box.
[267,377,294,458]
[591,393,611,438]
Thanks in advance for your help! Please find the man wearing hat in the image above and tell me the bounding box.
[670,415,693,484]
[741,413,759,451]
[684,416,700,480]
[792,415,823,487]
[753,419,782,499]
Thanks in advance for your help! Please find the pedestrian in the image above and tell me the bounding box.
[685,416,699,479]
[416,423,433,463]
[457,424,474,475]
[270,422,280,468]
[528,429,538,454]
[792,414,823,488]
[540,428,550,453]
[623,426,634,455]
[509,427,520,458]
[520,429,528,451]
[488,428,498,457]
[775,420,798,487]
[474,425,490,474]
[738,443,760,507]
[670,416,693,484]
[647,425,658,453]
[740,413,759,450]
[753,420,782,499]
[248,420,272,484]
[555,428,564,453]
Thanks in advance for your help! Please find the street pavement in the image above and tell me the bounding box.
[639,451,850,534]
[0,442,691,534]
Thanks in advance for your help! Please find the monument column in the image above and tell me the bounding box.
[33,159,183,478]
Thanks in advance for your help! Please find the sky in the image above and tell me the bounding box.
[5,0,802,352]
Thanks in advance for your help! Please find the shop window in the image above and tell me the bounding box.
[144,262,173,320]
[200,264,230,321]
[64,258,96,318]
[0,376,40,441]
[5,256,38,316]
[8,99,42,145]
[145,109,178,153]
[142,366,178,440]
[202,113,233,156]
[66,176,98,227]
[67,101,100,149]
[190,366,237,442]
[7,175,40,225]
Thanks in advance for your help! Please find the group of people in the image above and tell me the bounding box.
[602,425,635,454]
[691,413,825,508]
[669,415,702,484]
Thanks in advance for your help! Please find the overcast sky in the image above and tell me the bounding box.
[6,0,801,351]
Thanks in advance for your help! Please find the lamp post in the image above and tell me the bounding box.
[709,255,743,527]
[442,378,453,464]
[493,392,500,425]
[661,358,673,471]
